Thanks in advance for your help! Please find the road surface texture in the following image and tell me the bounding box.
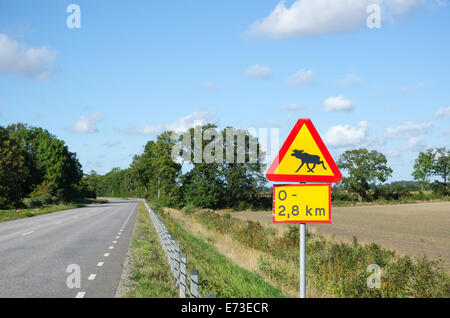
[229,201,450,271]
[0,200,138,298]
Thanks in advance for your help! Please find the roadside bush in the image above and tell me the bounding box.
[30,182,53,199]
[331,188,358,204]
[182,203,196,215]
[23,197,43,209]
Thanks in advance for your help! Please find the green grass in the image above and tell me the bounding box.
[0,203,85,223]
[124,202,178,298]
[151,202,285,298]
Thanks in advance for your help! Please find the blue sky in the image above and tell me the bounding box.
[0,0,449,181]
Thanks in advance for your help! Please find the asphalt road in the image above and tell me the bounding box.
[0,200,139,298]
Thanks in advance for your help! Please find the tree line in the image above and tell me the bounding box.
[93,124,449,209]
[334,147,449,203]
[94,125,267,210]
[0,123,93,210]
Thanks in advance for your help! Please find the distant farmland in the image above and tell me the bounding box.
[230,201,450,271]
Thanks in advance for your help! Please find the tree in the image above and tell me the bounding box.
[0,127,29,209]
[337,149,393,201]
[36,134,83,201]
[177,125,266,209]
[221,127,266,209]
[6,123,48,195]
[78,170,99,198]
[129,131,182,205]
[6,123,84,201]
[432,147,449,195]
[412,149,436,191]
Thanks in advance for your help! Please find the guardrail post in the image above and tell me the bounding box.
[180,253,187,298]
[174,242,180,287]
[190,269,199,298]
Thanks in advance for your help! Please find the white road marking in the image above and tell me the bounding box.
[109,246,114,250]
[75,292,86,298]
[88,274,96,280]
[116,236,120,239]
[21,231,34,236]
[104,253,109,257]
[54,221,62,225]
[97,262,104,267]
[113,241,117,243]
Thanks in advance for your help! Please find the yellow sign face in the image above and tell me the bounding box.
[273,184,331,223]
[275,125,334,177]
[266,119,342,183]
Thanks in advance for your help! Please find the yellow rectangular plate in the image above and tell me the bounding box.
[273,184,331,223]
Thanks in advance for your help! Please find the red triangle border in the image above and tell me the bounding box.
[266,119,342,183]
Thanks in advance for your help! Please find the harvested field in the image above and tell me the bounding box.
[228,201,450,271]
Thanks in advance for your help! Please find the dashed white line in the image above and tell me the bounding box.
[116,236,120,239]
[21,231,34,236]
[113,241,117,244]
[109,246,114,250]
[104,253,110,257]
[97,262,104,267]
[75,292,86,298]
[54,221,62,225]
[88,274,96,280]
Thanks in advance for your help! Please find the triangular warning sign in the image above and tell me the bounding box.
[266,119,342,183]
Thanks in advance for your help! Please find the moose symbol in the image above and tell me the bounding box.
[291,150,327,173]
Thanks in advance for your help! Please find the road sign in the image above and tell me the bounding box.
[272,184,331,223]
[266,119,342,183]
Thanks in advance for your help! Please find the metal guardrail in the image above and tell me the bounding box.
[141,200,215,298]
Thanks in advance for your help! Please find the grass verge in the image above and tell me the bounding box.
[0,203,86,223]
[150,202,285,298]
[124,202,177,298]
[175,206,450,298]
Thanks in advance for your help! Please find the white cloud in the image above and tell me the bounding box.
[127,124,163,136]
[67,112,102,134]
[167,108,219,133]
[247,0,424,39]
[0,33,56,80]
[384,121,433,139]
[244,65,272,79]
[324,121,369,148]
[434,106,450,118]
[403,137,425,151]
[383,121,434,152]
[337,74,364,86]
[282,103,303,111]
[324,95,355,112]
[287,68,314,86]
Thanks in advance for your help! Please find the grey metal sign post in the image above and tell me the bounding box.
[300,223,306,298]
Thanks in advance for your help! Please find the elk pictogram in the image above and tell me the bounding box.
[291,150,327,173]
